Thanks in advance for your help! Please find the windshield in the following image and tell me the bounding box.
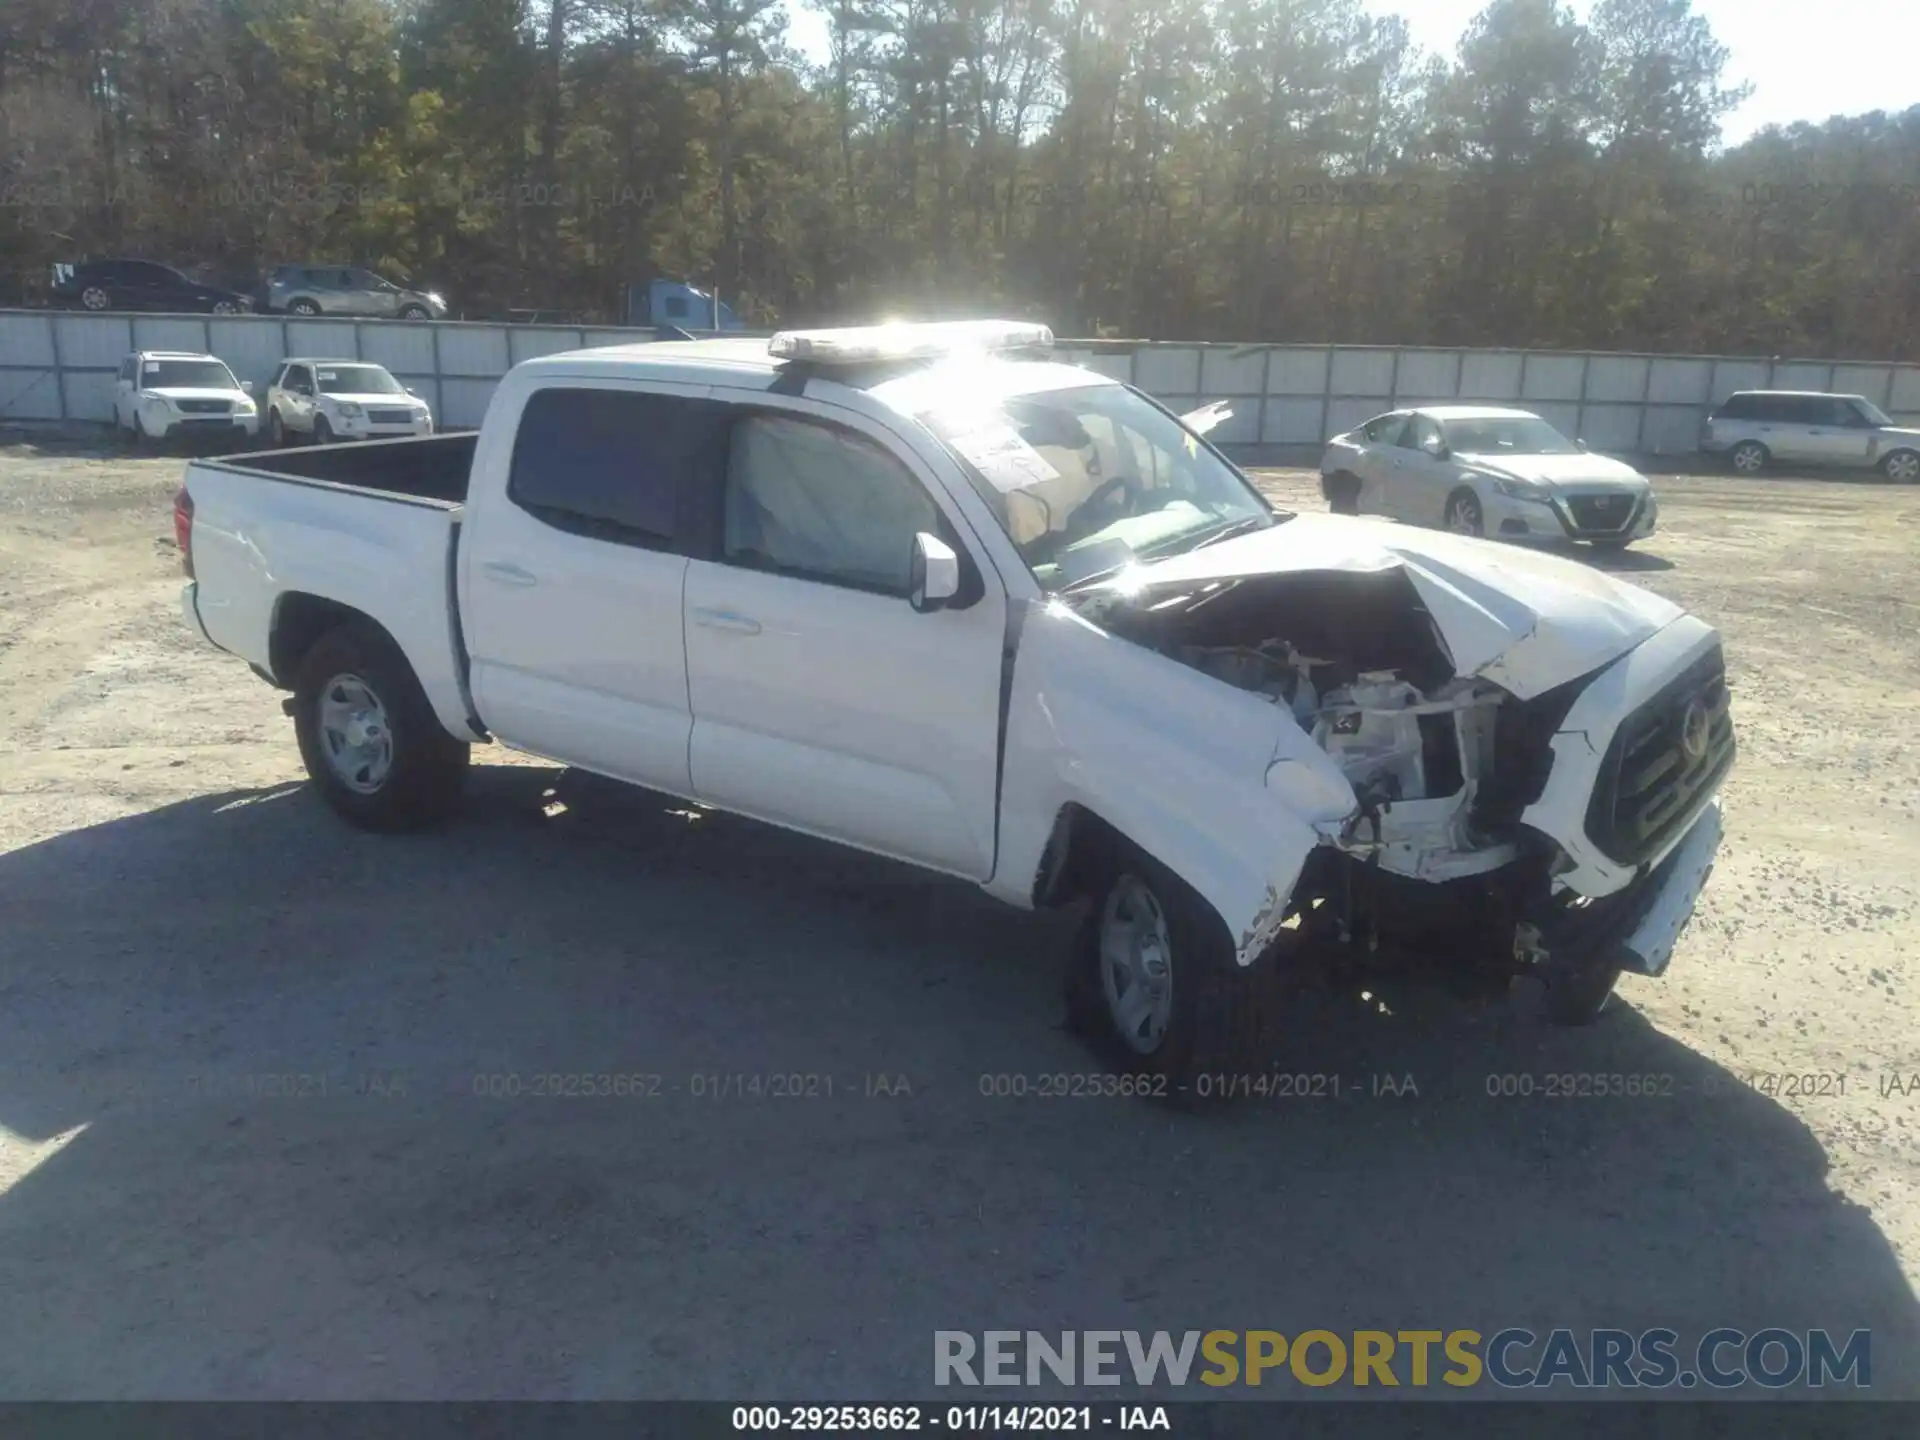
[915,381,1275,588]
[1443,415,1580,456]
[143,359,238,391]
[1855,398,1894,427]
[315,364,404,396]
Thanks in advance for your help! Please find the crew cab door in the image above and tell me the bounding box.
[460,381,726,795]
[681,399,1006,880]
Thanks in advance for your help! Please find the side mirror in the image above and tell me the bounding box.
[908,532,961,613]
[1421,435,1449,460]
[240,380,255,395]
[1574,437,1588,451]
[406,386,419,396]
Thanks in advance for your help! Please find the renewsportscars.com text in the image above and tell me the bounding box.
[933,1328,1870,1390]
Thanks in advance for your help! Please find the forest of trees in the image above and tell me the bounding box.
[3,0,1918,355]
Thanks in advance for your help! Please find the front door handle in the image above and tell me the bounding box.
[690,606,762,636]
[481,560,538,588]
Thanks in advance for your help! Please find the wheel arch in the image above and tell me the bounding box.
[269,593,404,690]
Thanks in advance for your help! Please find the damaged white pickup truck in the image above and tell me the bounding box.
[177,321,1734,1081]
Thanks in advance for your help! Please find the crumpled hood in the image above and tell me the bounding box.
[1457,450,1648,490]
[1121,512,1683,699]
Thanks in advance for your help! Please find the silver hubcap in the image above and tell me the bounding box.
[317,674,393,793]
[1734,447,1763,472]
[1888,453,1919,482]
[1447,499,1480,534]
[1100,875,1175,1054]
[84,289,107,309]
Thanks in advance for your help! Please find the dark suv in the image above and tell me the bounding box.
[51,260,254,314]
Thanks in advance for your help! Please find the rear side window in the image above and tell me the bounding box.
[509,387,728,551]
[1718,394,1758,419]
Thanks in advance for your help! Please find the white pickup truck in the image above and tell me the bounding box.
[177,321,1734,1079]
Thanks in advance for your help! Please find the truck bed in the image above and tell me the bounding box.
[211,432,477,506]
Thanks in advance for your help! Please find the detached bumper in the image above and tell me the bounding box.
[1616,799,1722,976]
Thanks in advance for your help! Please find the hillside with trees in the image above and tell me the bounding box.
[2,0,1917,354]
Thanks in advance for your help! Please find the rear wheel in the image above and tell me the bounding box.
[1730,440,1768,475]
[1444,488,1485,536]
[398,304,429,320]
[288,298,321,316]
[292,621,468,832]
[81,285,111,311]
[211,300,240,315]
[1064,848,1266,1087]
[1881,449,1920,483]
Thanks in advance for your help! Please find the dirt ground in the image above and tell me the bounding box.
[0,429,1915,1400]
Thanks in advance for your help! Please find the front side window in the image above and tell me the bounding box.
[724,414,939,595]
[1443,415,1580,455]
[282,366,311,394]
[314,365,404,396]
[509,387,726,550]
[1855,398,1894,427]
[1361,413,1408,445]
[142,358,239,390]
[1401,415,1443,451]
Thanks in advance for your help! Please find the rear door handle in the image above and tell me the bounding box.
[481,561,538,588]
[690,606,762,636]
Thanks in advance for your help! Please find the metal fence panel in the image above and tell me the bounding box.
[1199,346,1266,396]
[1459,351,1523,398]
[1394,350,1458,397]
[1265,349,1329,395]
[1329,349,1394,396]
[1133,346,1201,393]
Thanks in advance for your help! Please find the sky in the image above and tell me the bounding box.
[779,0,1918,146]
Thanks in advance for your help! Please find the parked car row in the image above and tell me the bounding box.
[113,350,432,445]
[52,259,448,319]
[1315,384,1920,551]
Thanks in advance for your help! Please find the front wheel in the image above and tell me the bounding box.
[268,409,287,447]
[1444,488,1485,536]
[1541,956,1625,1026]
[1065,852,1266,1085]
[1324,472,1361,515]
[1730,440,1769,475]
[313,415,334,445]
[398,304,429,320]
[292,621,469,832]
[288,299,321,316]
[211,300,240,315]
[1881,449,1920,483]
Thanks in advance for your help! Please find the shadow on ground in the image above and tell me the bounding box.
[1,768,1913,1398]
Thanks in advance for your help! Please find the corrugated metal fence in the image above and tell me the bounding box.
[4,308,1919,453]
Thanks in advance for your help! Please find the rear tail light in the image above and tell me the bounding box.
[173,486,195,578]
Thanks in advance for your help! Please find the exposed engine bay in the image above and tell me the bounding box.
[1076,568,1530,886]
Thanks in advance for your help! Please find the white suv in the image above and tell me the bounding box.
[266,359,435,445]
[113,351,258,444]
[1701,391,1920,481]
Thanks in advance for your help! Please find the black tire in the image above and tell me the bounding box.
[1443,487,1485,536]
[398,304,429,320]
[1541,956,1625,1026]
[291,621,469,832]
[1880,448,1920,483]
[1324,472,1361,515]
[289,298,321,316]
[1729,440,1769,475]
[313,415,334,445]
[1064,847,1267,1088]
[268,408,287,447]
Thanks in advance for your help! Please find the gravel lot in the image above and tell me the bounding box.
[1,430,1916,1400]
